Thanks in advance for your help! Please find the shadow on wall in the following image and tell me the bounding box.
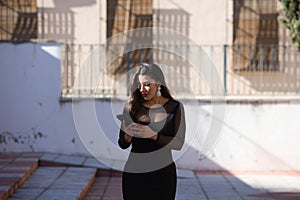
[39,0,96,42]
[38,0,97,94]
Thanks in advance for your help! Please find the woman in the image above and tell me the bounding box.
[118,63,186,200]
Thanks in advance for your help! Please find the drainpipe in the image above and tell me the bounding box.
[223,44,227,96]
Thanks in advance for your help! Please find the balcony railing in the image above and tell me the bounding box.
[61,43,300,99]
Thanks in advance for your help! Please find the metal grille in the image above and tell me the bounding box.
[225,44,300,96]
[0,0,37,42]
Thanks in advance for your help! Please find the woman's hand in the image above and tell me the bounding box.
[125,123,158,140]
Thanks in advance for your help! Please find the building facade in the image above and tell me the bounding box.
[1,0,298,98]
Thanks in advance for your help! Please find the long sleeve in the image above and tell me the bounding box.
[155,102,186,150]
[118,105,132,149]
[118,127,131,149]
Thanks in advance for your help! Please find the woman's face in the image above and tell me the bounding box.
[137,75,159,101]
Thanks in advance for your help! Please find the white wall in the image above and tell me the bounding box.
[177,103,300,171]
[1,43,300,172]
[0,43,87,154]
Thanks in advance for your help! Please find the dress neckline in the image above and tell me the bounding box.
[142,98,171,109]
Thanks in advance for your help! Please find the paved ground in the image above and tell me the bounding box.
[1,152,300,200]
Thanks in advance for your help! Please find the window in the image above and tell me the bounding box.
[0,0,37,42]
[106,0,153,73]
[233,0,278,71]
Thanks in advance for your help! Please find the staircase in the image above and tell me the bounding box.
[0,152,122,200]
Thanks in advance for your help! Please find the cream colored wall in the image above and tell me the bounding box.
[151,0,231,96]
[153,0,232,45]
[37,0,232,45]
[37,0,106,44]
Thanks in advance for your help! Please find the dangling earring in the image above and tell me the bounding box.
[156,85,161,96]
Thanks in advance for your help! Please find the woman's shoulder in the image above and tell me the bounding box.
[164,98,183,110]
[167,98,182,105]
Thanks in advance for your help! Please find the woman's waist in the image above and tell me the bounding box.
[124,153,175,173]
[127,150,173,163]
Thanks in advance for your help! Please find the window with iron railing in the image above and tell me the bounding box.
[233,0,279,71]
[0,0,37,42]
[106,0,153,73]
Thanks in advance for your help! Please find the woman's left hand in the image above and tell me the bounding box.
[128,123,158,140]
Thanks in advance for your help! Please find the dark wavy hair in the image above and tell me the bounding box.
[128,63,173,116]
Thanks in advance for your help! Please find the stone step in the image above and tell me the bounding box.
[0,153,40,200]
[0,153,103,200]
[8,166,97,200]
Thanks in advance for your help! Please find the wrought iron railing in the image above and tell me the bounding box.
[61,43,300,98]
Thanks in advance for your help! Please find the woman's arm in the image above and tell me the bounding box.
[118,126,132,149]
[118,105,133,149]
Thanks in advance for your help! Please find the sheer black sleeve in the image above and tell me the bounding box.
[118,105,132,149]
[155,102,186,150]
[118,128,131,149]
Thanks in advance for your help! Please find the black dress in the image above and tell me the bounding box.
[118,99,186,200]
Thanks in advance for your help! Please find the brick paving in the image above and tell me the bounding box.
[1,152,300,200]
[84,176,123,200]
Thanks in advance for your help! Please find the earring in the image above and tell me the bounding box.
[156,85,161,96]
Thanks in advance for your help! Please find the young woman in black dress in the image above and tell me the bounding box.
[118,63,186,200]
